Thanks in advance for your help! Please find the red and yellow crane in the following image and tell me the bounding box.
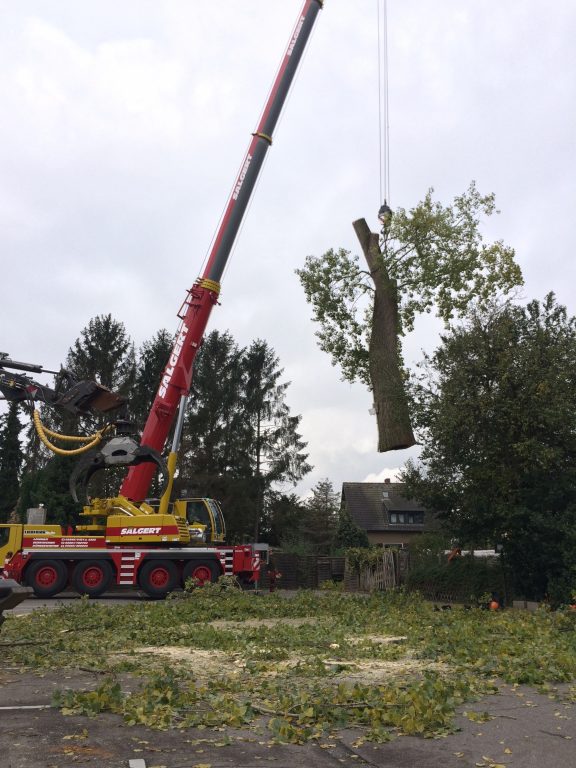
[0,0,323,599]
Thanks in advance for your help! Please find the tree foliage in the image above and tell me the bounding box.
[299,478,339,554]
[297,183,522,388]
[178,331,311,541]
[0,401,23,522]
[132,329,173,428]
[334,505,369,551]
[262,491,306,547]
[403,294,576,602]
[13,319,310,539]
[66,313,136,397]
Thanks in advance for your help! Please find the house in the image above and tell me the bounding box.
[341,479,437,547]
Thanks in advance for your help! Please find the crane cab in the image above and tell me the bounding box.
[0,524,21,569]
[172,498,226,544]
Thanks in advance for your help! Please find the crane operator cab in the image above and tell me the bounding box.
[172,498,226,544]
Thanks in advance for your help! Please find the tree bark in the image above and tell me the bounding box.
[353,218,416,452]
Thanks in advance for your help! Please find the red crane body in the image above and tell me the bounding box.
[121,1,323,502]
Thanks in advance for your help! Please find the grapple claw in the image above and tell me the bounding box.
[70,436,168,503]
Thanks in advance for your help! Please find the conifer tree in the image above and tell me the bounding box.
[0,401,23,522]
[179,331,311,541]
[301,478,339,554]
[132,329,173,428]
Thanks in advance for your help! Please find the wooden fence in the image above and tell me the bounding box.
[257,551,408,592]
[344,549,410,593]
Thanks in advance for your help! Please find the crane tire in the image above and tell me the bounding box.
[27,559,68,598]
[182,559,221,587]
[72,560,114,597]
[138,559,178,599]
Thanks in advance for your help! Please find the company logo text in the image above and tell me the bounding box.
[287,16,304,56]
[158,324,189,398]
[232,155,252,200]
[120,527,162,535]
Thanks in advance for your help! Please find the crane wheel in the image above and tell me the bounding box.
[182,559,220,587]
[72,560,114,597]
[26,559,68,598]
[138,560,178,599]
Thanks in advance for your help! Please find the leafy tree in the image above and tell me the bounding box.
[403,294,576,602]
[0,402,23,522]
[297,183,523,451]
[300,478,339,554]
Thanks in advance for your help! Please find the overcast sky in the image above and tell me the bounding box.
[1,1,575,499]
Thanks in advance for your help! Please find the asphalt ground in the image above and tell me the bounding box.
[1,595,574,767]
[0,665,574,767]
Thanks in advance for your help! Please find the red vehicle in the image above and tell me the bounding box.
[0,0,323,599]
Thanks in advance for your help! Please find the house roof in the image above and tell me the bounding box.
[342,482,427,532]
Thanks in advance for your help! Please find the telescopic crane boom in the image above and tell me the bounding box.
[121,0,323,502]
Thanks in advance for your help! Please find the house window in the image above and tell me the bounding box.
[389,512,424,525]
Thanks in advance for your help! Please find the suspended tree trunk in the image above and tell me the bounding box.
[353,218,416,452]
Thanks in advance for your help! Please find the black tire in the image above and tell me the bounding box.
[26,559,68,598]
[182,559,221,587]
[138,559,178,599]
[72,560,114,597]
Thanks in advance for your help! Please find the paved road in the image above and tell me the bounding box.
[0,667,573,768]
[5,591,151,616]
[3,595,575,766]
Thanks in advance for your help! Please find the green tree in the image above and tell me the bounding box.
[132,329,174,428]
[17,455,80,528]
[262,491,306,547]
[179,332,311,542]
[243,340,312,541]
[0,402,23,522]
[18,315,138,512]
[403,294,576,602]
[297,183,522,451]
[300,478,339,554]
[66,314,136,397]
[182,330,249,481]
[334,506,369,551]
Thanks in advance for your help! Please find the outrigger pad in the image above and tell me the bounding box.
[69,436,168,503]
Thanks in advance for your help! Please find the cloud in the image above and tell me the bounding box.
[362,467,403,484]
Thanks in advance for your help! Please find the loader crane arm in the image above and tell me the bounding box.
[0,352,125,415]
[0,353,167,502]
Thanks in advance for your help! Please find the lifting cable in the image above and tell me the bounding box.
[32,407,112,457]
[377,0,391,207]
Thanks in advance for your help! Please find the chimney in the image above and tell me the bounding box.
[384,478,391,484]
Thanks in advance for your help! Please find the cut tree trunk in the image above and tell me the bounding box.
[353,218,416,452]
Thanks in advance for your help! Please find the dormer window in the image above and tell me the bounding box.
[389,512,424,525]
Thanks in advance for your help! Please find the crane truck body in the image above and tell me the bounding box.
[0,0,323,599]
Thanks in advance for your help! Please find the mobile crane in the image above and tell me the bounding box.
[0,0,323,599]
